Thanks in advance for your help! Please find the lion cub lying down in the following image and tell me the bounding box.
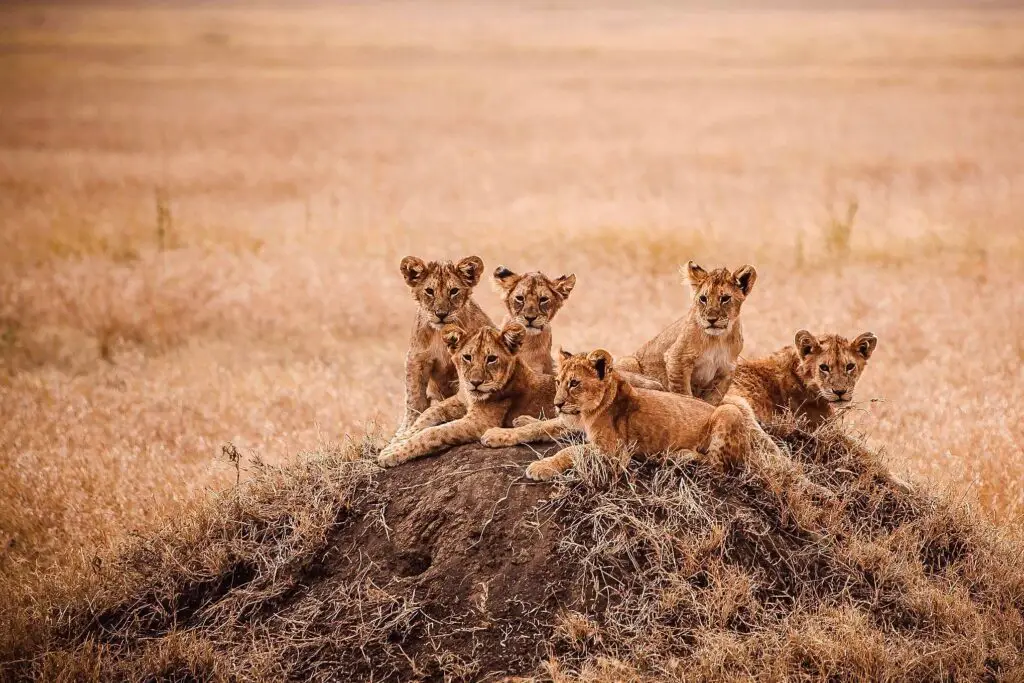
[727,330,878,428]
[486,349,756,481]
[378,322,557,468]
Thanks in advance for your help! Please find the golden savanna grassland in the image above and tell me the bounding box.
[1,1,1022,589]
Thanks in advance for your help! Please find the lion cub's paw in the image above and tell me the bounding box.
[511,415,541,428]
[481,428,518,448]
[526,458,560,481]
[376,445,403,468]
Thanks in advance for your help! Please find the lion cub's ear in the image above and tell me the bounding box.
[558,347,574,361]
[552,273,576,299]
[500,322,527,355]
[442,324,466,352]
[400,256,429,287]
[683,261,708,288]
[794,330,821,358]
[455,256,484,288]
[587,349,613,380]
[492,265,520,294]
[733,265,757,295]
[852,332,878,360]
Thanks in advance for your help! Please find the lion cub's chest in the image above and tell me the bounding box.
[424,330,450,365]
[424,330,458,399]
[692,344,734,390]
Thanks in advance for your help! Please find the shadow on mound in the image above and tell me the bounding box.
[3,419,1023,682]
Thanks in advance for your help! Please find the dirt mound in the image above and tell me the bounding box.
[3,421,1024,682]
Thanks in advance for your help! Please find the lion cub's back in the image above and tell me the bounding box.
[629,387,715,451]
[504,371,558,427]
[633,315,687,363]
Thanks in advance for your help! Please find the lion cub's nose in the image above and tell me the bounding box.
[435,311,449,321]
[834,389,848,398]
[470,379,483,388]
[525,315,537,325]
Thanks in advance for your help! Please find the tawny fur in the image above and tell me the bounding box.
[726,330,878,429]
[378,322,557,467]
[487,350,755,481]
[398,255,493,430]
[617,262,756,405]
[492,266,576,375]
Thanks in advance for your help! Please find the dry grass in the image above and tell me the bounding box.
[1,0,1023,611]
[4,420,1022,680]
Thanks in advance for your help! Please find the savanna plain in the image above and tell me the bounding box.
[1,0,1022,618]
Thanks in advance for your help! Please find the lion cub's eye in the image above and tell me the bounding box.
[539,296,550,305]
[569,379,580,388]
[698,295,708,304]
[462,354,472,362]
[846,362,856,372]
[819,363,830,373]
[425,287,434,297]
[486,354,498,364]
[720,295,731,304]
[514,294,525,304]
[449,287,460,297]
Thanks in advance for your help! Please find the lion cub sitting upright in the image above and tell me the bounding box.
[510,349,755,481]
[378,322,557,468]
[492,265,576,375]
[726,330,878,429]
[617,262,756,405]
[398,255,493,430]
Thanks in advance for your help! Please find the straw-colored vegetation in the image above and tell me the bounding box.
[1,0,1022,648]
[4,420,1023,680]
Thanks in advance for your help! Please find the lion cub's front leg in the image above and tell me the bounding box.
[525,444,587,481]
[481,416,572,448]
[378,414,489,468]
[664,340,696,396]
[402,352,433,429]
[393,395,466,442]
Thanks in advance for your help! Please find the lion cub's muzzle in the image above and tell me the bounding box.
[701,315,729,336]
[555,402,580,415]
[518,315,548,335]
[429,311,453,328]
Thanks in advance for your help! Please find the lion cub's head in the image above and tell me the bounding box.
[441,322,527,401]
[684,262,757,337]
[794,330,878,405]
[553,348,615,416]
[400,255,485,329]
[492,266,576,335]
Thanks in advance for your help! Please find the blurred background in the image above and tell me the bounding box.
[0,1,1021,579]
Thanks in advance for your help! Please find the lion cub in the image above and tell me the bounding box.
[398,255,493,430]
[496,349,754,481]
[727,330,878,428]
[617,262,756,405]
[378,322,557,468]
[493,265,576,375]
